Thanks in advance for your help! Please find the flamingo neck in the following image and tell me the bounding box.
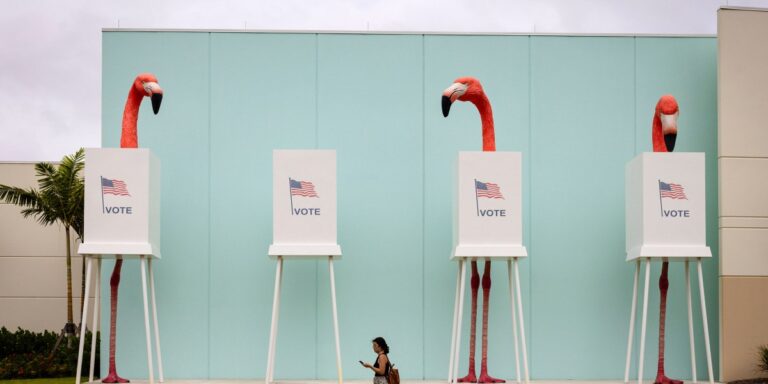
[473,94,495,152]
[652,114,667,153]
[120,87,143,149]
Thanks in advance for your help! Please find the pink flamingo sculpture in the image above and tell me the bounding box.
[442,77,503,384]
[652,95,681,384]
[103,73,163,383]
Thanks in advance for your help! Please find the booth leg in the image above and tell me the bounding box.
[140,256,155,384]
[696,259,714,384]
[448,263,462,383]
[266,257,284,384]
[149,259,164,383]
[76,257,93,384]
[88,259,101,382]
[638,258,651,384]
[625,260,640,383]
[452,260,467,384]
[329,257,343,384]
[513,258,529,384]
[508,260,521,384]
[686,261,697,383]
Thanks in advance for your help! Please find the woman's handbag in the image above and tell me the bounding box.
[387,359,400,384]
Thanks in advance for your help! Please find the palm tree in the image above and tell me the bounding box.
[0,148,85,337]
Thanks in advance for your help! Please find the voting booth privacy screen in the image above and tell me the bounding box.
[80,148,161,257]
[454,151,526,257]
[269,150,340,256]
[625,152,711,260]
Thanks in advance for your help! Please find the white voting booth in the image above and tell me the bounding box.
[449,151,529,384]
[623,153,713,384]
[266,150,342,384]
[76,148,164,384]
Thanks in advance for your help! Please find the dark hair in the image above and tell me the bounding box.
[372,337,389,354]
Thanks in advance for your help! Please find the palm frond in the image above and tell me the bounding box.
[0,185,43,208]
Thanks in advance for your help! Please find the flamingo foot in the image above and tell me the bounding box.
[478,373,505,383]
[457,373,478,383]
[102,374,130,383]
[654,375,683,384]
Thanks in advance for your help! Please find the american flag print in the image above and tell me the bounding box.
[475,180,504,199]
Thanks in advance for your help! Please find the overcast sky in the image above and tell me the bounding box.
[1,0,767,161]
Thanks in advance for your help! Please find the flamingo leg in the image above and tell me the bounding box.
[479,261,504,383]
[655,261,682,384]
[103,258,129,383]
[457,261,480,383]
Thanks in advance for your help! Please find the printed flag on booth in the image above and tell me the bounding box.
[290,178,318,197]
[101,177,130,196]
[475,180,504,199]
[659,181,687,200]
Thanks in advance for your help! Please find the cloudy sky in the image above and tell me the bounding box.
[1,0,766,161]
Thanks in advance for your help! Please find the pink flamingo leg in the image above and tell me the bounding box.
[458,261,480,383]
[103,259,129,383]
[654,262,682,384]
[479,261,504,383]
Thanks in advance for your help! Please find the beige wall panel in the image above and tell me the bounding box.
[0,256,92,297]
[0,205,73,256]
[0,297,96,332]
[718,9,768,158]
[720,276,768,381]
[720,228,768,276]
[0,163,44,186]
[719,158,768,217]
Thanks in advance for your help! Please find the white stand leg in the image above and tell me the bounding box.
[638,258,651,384]
[448,264,462,383]
[265,256,284,384]
[76,257,93,384]
[89,259,101,382]
[508,260,521,384]
[452,260,467,384]
[686,260,697,383]
[140,256,155,384]
[329,257,343,384]
[149,259,164,383]
[513,258,529,384]
[696,259,714,384]
[625,260,640,383]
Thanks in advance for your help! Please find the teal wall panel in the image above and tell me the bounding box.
[530,36,636,379]
[208,33,319,378]
[316,34,424,380]
[102,32,211,379]
[101,32,719,380]
[423,35,531,380]
[633,37,719,380]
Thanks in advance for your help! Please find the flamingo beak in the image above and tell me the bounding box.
[442,95,452,117]
[442,82,467,117]
[151,93,163,115]
[144,81,163,114]
[660,112,678,152]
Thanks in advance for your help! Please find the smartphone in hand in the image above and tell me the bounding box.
[359,360,365,366]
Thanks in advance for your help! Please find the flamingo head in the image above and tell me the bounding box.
[441,77,485,117]
[133,73,163,114]
[655,94,679,152]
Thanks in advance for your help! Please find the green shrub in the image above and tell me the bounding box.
[0,327,99,379]
[760,345,768,374]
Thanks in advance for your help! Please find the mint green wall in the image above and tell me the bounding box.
[101,32,718,380]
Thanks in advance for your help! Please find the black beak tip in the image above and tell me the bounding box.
[441,95,452,117]
[664,133,677,152]
[151,93,163,115]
